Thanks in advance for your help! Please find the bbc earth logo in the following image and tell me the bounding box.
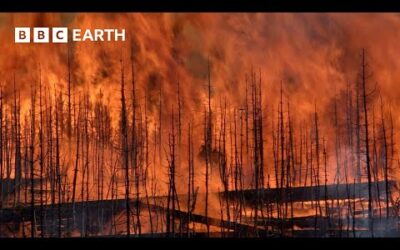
[15,27,126,43]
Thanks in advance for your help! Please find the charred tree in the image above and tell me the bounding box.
[360,49,373,236]
[30,82,36,238]
[120,60,131,237]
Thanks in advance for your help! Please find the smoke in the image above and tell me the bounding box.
[0,13,399,194]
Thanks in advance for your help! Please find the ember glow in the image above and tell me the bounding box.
[0,13,400,237]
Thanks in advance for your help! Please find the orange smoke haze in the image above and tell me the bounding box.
[0,13,399,200]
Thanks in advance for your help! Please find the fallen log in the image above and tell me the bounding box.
[222,180,398,204]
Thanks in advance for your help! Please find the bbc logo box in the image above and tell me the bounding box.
[15,27,126,43]
[15,27,68,43]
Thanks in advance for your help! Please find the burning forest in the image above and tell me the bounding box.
[0,13,400,238]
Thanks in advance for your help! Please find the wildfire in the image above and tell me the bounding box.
[0,13,399,237]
